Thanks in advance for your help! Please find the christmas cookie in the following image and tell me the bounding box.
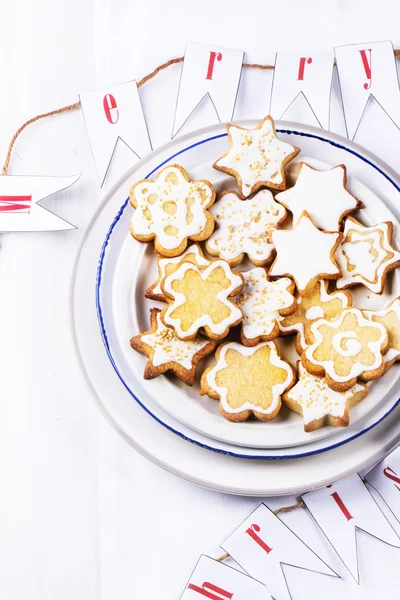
[200,341,295,422]
[269,211,342,296]
[365,297,400,371]
[335,217,400,294]
[145,243,210,302]
[275,163,362,231]
[302,307,388,392]
[283,362,368,431]
[213,115,300,198]
[206,189,287,267]
[234,268,296,346]
[279,280,352,355]
[129,164,216,257]
[161,260,244,341]
[130,308,216,385]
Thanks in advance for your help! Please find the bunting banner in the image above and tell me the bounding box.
[365,445,400,522]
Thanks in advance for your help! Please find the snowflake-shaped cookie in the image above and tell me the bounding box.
[234,268,296,345]
[130,164,216,256]
[206,190,287,267]
[279,280,352,354]
[269,211,342,296]
[275,163,362,231]
[130,308,216,385]
[200,341,295,422]
[283,362,368,431]
[365,297,400,371]
[161,260,244,340]
[213,115,300,198]
[335,217,400,294]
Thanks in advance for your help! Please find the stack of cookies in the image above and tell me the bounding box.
[129,115,400,433]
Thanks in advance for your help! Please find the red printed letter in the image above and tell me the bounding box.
[0,195,32,214]
[383,466,400,492]
[297,57,313,81]
[206,51,223,80]
[187,582,233,599]
[103,94,119,124]
[359,49,372,90]
[330,491,354,521]
[245,523,273,554]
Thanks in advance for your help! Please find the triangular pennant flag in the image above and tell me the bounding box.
[302,473,400,582]
[335,40,400,139]
[80,80,152,186]
[180,555,271,599]
[270,52,334,129]
[172,42,244,137]
[365,446,400,523]
[0,173,80,232]
[221,503,335,600]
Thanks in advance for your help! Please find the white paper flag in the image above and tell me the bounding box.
[221,503,335,600]
[303,473,400,582]
[80,81,152,186]
[365,446,400,522]
[180,555,271,600]
[270,52,334,129]
[0,174,80,231]
[172,42,244,137]
[335,41,400,139]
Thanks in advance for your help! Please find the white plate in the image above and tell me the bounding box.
[70,121,400,494]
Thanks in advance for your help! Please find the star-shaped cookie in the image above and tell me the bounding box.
[269,211,342,296]
[234,268,296,346]
[130,308,217,385]
[275,163,362,231]
[283,362,368,431]
[213,115,300,198]
[335,217,400,294]
[365,297,400,371]
[206,189,287,266]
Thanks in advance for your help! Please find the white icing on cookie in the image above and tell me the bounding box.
[285,363,366,426]
[162,260,243,338]
[275,163,359,231]
[151,244,210,298]
[270,213,341,294]
[141,312,210,369]
[335,218,400,293]
[206,190,286,265]
[365,298,400,366]
[130,165,214,251]
[234,268,295,341]
[305,308,387,382]
[214,117,298,197]
[304,306,324,320]
[206,342,293,415]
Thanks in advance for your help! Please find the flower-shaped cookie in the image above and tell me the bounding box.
[200,341,295,422]
[130,308,216,385]
[161,260,244,340]
[335,217,400,294]
[206,190,287,267]
[365,297,400,371]
[302,308,388,391]
[130,164,216,257]
[279,280,352,354]
[213,115,300,198]
[283,362,368,431]
[234,268,296,346]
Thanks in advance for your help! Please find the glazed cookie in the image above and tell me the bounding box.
[283,362,368,431]
[130,308,216,385]
[365,297,400,371]
[145,243,210,302]
[279,280,352,355]
[206,190,287,267]
[302,307,388,392]
[335,217,400,294]
[200,341,295,422]
[275,163,362,231]
[213,115,300,198]
[129,164,216,257]
[234,268,296,346]
[160,259,244,341]
[269,211,342,296]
